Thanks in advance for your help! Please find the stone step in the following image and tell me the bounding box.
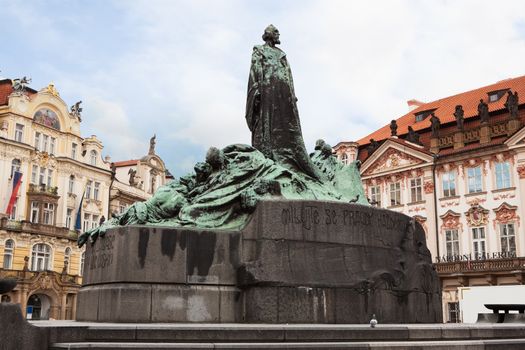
[42,323,525,344]
[49,338,525,350]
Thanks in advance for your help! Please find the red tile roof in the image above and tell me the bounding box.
[357,75,525,146]
[113,159,139,167]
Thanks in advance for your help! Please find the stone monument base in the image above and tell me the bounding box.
[77,200,442,323]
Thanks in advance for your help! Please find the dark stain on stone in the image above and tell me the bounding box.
[161,229,178,261]
[187,231,217,276]
[229,233,240,267]
[138,228,149,269]
[179,230,187,251]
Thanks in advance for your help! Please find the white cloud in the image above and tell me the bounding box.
[3,0,525,174]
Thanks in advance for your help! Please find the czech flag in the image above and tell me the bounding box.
[6,171,22,216]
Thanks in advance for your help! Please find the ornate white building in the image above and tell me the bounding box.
[0,78,169,320]
[335,75,525,323]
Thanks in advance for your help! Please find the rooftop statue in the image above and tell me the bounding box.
[429,112,440,137]
[11,76,31,93]
[505,90,519,119]
[454,105,464,130]
[78,26,369,247]
[478,99,489,124]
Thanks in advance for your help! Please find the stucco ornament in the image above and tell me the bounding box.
[78,27,369,247]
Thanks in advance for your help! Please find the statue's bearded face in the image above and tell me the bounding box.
[264,28,280,45]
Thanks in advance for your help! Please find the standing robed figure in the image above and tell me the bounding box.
[245,25,320,180]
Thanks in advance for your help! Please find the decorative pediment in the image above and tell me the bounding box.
[505,125,525,149]
[493,202,518,224]
[363,148,426,176]
[465,204,489,227]
[440,210,461,230]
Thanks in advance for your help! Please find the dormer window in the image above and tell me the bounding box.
[487,89,508,103]
[414,109,436,123]
[90,150,97,166]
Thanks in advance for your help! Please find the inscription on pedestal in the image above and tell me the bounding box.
[281,205,406,232]
[88,233,115,270]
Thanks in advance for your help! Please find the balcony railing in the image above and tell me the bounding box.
[0,268,81,285]
[435,257,525,274]
[28,183,59,195]
[0,218,78,240]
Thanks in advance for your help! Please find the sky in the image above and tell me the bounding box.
[1,0,525,177]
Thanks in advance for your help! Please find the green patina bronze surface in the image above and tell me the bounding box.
[78,25,368,247]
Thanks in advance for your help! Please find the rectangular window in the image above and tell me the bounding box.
[442,171,456,197]
[47,169,53,187]
[42,134,49,153]
[389,182,402,206]
[472,227,486,259]
[3,241,14,269]
[86,180,93,199]
[30,202,39,223]
[83,213,91,232]
[10,160,21,178]
[66,208,73,229]
[15,123,24,142]
[71,143,77,159]
[448,302,460,323]
[410,178,423,202]
[39,167,46,185]
[467,167,483,193]
[445,229,460,258]
[31,165,38,184]
[43,203,55,225]
[34,132,41,150]
[119,205,127,214]
[500,223,516,254]
[495,162,511,190]
[94,182,100,200]
[370,185,381,207]
[68,176,74,193]
[92,215,99,229]
[49,137,56,155]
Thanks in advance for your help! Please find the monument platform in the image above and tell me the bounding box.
[77,200,442,324]
[35,321,525,349]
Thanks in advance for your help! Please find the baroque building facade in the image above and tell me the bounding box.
[334,75,525,323]
[0,78,169,320]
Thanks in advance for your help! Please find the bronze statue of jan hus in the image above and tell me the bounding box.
[245,25,320,180]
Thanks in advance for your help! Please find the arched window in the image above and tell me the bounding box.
[3,239,15,269]
[11,159,21,178]
[68,175,75,194]
[64,247,71,273]
[80,251,85,276]
[341,153,348,165]
[90,150,97,166]
[31,243,52,271]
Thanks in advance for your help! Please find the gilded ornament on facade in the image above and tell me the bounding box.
[465,205,489,227]
[45,82,60,97]
[424,181,434,194]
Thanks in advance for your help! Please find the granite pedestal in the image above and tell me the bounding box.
[77,200,442,323]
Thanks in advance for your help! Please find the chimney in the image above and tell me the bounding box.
[407,99,425,112]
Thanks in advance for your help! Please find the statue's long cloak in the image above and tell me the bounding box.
[245,44,320,180]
